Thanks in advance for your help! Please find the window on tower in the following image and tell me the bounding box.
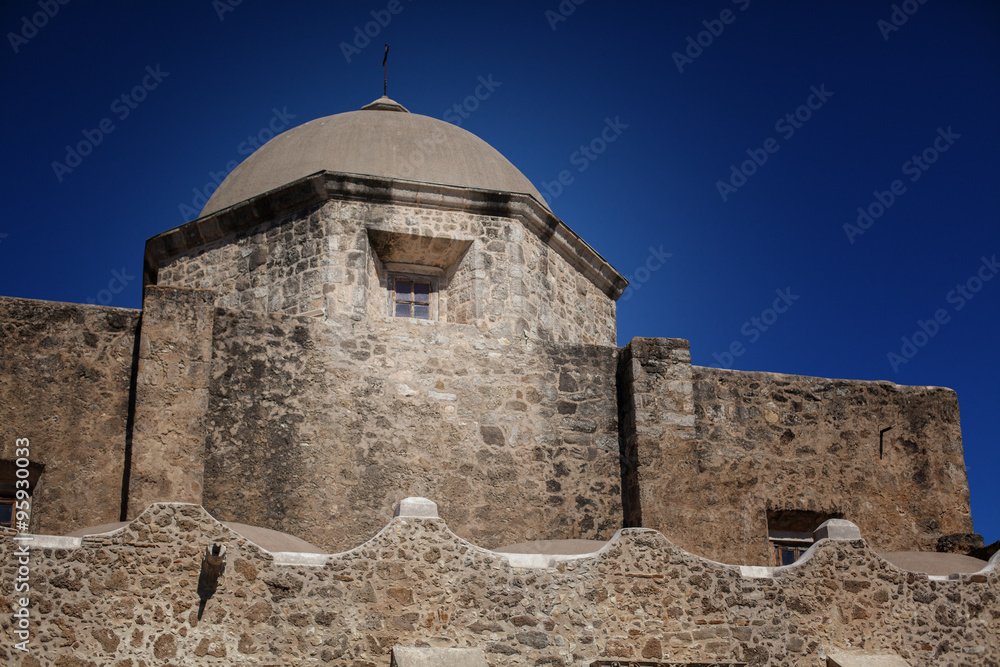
[390,275,434,320]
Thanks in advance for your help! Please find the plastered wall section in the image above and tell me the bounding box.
[200,297,622,552]
[0,298,139,534]
[153,199,617,346]
[0,503,996,666]
[126,288,217,518]
[619,337,973,567]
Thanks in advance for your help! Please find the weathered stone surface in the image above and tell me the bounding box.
[199,299,621,551]
[154,196,618,346]
[126,286,216,517]
[1,502,996,666]
[620,337,973,566]
[0,298,139,534]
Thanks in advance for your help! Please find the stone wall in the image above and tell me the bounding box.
[126,287,217,517]
[0,298,139,535]
[199,299,622,552]
[154,202,329,318]
[153,194,617,346]
[1,502,996,666]
[619,337,973,566]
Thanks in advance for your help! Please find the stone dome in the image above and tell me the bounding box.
[201,96,548,216]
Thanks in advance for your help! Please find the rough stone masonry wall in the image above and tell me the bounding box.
[201,299,621,552]
[690,366,972,562]
[0,503,996,666]
[153,198,617,346]
[0,298,139,535]
[154,202,329,317]
[618,337,973,567]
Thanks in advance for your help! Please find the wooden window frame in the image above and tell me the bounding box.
[385,263,442,322]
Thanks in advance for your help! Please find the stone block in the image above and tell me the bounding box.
[394,497,439,519]
[391,646,487,667]
[826,648,911,666]
[814,519,863,542]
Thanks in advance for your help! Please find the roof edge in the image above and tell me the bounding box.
[145,171,627,300]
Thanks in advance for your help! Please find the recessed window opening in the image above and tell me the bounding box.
[0,460,43,534]
[766,508,842,566]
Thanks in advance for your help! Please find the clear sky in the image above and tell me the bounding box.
[2,1,997,545]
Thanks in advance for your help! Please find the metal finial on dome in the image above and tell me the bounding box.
[382,42,389,97]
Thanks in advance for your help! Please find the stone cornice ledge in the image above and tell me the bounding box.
[144,171,627,300]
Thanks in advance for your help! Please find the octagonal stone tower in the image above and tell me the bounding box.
[129,97,627,551]
[146,96,622,346]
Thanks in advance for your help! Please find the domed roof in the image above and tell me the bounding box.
[201,96,548,216]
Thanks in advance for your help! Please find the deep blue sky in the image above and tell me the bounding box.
[2,1,997,544]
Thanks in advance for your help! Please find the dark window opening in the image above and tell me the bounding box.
[1,459,43,534]
[0,499,14,529]
[767,508,842,567]
[391,276,433,320]
[773,539,811,566]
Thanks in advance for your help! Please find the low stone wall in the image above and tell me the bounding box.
[0,502,996,666]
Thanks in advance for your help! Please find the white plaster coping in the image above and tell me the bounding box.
[500,553,556,569]
[270,552,330,567]
[739,565,775,579]
[824,647,912,666]
[391,646,488,667]
[14,535,83,549]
